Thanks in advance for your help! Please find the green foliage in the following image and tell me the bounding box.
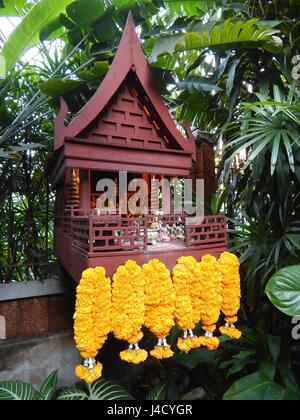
[0,381,41,400]
[223,372,299,401]
[176,76,222,93]
[145,382,168,400]
[0,371,58,400]
[0,0,28,17]
[0,372,133,401]
[39,370,58,400]
[151,19,282,60]
[174,348,216,369]
[0,0,76,71]
[227,190,300,307]
[266,265,300,316]
[225,87,300,176]
[220,328,300,400]
[58,379,134,401]
[56,387,89,401]
[164,0,215,16]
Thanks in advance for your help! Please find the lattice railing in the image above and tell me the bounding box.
[66,211,146,254]
[63,210,226,255]
[63,210,72,235]
[72,217,90,253]
[185,215,227,249]
[91,216,147,253]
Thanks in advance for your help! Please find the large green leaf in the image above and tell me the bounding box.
[223,372,283,400]
[89,379,134,400]
[174,348,216,369]
[0,0,76,71]
[39,78,84,98]
[267,336,281,363]
[66,0,105,25]
[0,381,40,400]
[39,370,58,401]
[39,61,109,101]
[177,76,222,93]
[163,0,215,15]
[176,19,282,53]
[146,382,168,401]
[0,0,27,16]
[286,234,300,250]
[265,265,300,316]
[57,379,134,401]
[225,90,300,176]
[57,387,89,401]
[279,389,300,400]
[150,33,184,62]
[151,19,282,60]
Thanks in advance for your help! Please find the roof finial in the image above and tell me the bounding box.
[126,10,134,23]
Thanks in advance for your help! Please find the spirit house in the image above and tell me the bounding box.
[47,13,227,281]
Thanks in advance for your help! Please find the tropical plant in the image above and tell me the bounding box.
[223,371,299,401]
[266,265,300,317]
[220,327,300,400]
[0,371,134,400]
[227,191,300,306]
[0,370,58,400]
[57,378,134,401]
[225,87,300,176]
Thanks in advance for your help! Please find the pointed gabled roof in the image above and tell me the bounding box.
[55,12,195,158]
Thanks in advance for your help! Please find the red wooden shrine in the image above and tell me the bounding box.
[47,13,227,281]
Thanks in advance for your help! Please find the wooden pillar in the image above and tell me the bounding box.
[80,170,90,210]
[151,175,159,214]
[142,174,150,215]
[161,175,170,215]
[191,142,216,211]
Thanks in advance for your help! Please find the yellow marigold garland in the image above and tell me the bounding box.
[74,267,111,383]
[75,363,103,384]
[196,255,223,351]
[111,260,148,364]
[143,259,175,359]
[218,252,242,340]
[173,256,201,352]
[73,252,242,368]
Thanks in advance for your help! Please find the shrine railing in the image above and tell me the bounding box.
[63,209,72,235]
[90,216,147,254]
[185,215,227,249]
[61,210,227,255]
[65,210,147,255]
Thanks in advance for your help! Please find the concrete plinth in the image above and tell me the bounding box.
[0,332,80,389]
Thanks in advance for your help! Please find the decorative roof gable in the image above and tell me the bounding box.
[54,12,195,158]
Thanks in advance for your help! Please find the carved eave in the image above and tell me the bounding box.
[54,12,195,159]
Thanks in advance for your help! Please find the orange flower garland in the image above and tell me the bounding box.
[173,256,201,352]
[196,255,223,351]
[218,252,242,339]
[111,260,148,364]
[74,267,111,383]
[73,253,242,375]
[143,259,175,359]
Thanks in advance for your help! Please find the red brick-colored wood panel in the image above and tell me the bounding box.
[82,85,173,152]
[63,139,192,177]
[191,142,216,205]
